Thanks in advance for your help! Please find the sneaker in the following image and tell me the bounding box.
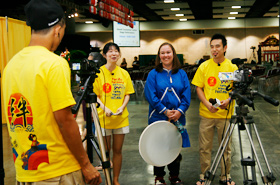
[155,176,166,185]
[169,176,183,185]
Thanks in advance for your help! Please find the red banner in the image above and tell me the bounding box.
[91,0,134,28]
[89,6,97,14]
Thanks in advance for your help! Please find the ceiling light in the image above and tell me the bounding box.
[171,8,180,11]
[179,19,187,21]
[232,6,241,9]
[228,17,236,19]
[230,12,238,14]
[85,21,93,24]
[164,0,174,3]
[175,14,184,16]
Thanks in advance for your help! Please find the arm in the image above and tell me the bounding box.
[196,86,218,113]
[177,71,191,114]
[116,94,130,114]
[169,72,191,122]
[144,71,167,114]
[54,107,102,185]
[97,97,113,117]
[220,98,231,109]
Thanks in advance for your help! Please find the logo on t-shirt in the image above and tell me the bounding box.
[7,93,49,170]
[103,83,112,93]
[8,93,33,132]
[208,76,217,87]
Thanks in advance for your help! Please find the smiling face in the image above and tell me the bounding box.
[103,45,120,63]
[210,39,227,61]
[159,44,174,69]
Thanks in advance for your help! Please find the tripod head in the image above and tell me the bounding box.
[226,66,279,110]
[222,65,279,109]
[71,58,101,114]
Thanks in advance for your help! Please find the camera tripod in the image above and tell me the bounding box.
[204,90,278,185]
[249,46,257,64]
[72,75,112,185]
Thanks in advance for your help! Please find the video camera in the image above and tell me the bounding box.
[218,58,253,91]
[77,58,101,85]
[218,59,279,108]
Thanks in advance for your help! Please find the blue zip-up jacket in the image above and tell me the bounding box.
[144,68,191,125]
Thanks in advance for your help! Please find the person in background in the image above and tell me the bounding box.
[88,51,107,67]
[192,33,237,185]
[144,42,191,185]
[2,0,101,184]
[148,58,156,67]
[93,42,135,185]
[120,58,127,70]
[132,56,140,70]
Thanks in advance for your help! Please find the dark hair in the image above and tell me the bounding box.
[210,33,227,47]
[102,42,120,55]
[155,42,181,74]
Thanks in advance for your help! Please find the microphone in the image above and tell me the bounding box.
[209,98,221,108]
[218,63,220,66]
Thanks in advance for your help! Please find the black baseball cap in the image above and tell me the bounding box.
[24,0,65,30]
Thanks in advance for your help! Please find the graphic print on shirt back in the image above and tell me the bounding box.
[7,93,49,170]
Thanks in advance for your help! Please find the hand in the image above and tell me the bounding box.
[165,109,174,118]
[168,110,182,122]
[220,99,230,109]
[104,107,113,117]
[206,102,219,113]
[81,162,102,185]
[116,106,124,115]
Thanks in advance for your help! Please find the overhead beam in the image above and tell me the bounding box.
[246,0,278,18]
[124,0,164,21]
[187,0,213,20]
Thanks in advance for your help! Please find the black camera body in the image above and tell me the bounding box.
[78,58,101,85]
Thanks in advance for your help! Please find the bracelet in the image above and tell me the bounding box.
[164,109,168,115]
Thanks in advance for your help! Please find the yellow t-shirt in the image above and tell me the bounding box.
[192,58,238,118]
[2,46,80,182]
[93,65,135,129]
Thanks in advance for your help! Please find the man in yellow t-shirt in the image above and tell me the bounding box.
[192,34,238,185]
[2,0,101,184]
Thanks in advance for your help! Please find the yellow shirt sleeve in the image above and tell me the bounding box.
[125,72,135,95]
[47,61,76,112]
[191,66,204,88]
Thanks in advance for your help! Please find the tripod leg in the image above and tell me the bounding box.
[249,124,258,184]
[209,119,232,172]
[252,124,273,173]
[89,137,102,160]
[252,124,276,184]
[244,124,269,184]
[205,119,236,185]
[237,121,250,182]
[85,103,93,163]
[91,103,112,185]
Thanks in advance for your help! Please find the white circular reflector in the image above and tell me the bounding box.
[139,120,182,167]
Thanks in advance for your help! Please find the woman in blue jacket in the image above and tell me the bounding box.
[144,42,191,185]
